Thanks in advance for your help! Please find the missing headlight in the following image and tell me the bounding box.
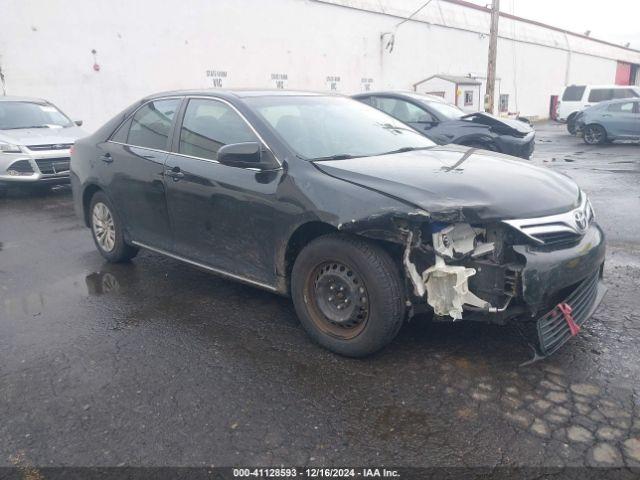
[404,223,508,320]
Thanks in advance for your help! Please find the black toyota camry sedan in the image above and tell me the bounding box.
[353,91,535,159]
[71,90,605,358]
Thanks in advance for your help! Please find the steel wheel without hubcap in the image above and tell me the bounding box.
[92,202,116,252]
[306,261,370,339]
[292,234,404,357]
[584,125,606,145]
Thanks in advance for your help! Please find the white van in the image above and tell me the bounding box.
[557,85,640,127]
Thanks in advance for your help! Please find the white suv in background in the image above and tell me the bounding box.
[557,84,640,134]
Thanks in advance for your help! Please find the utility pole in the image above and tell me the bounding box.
[485,0,500,113]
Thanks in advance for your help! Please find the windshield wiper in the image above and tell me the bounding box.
[310,153,362,161]
[3,125,51,130]
[310,147,432,161]
[375,146,432,156]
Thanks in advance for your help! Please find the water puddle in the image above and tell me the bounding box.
[2,269,126,319]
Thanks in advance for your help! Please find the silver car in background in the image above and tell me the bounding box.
[0,96,86,192]
[575,98,640,145]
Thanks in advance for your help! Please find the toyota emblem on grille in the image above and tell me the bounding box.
[574,210,588,232]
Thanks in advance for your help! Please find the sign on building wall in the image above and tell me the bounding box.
[271,73,288,89]
[206,70,229,88]
[326,75,341,91]
[361,77,374,92]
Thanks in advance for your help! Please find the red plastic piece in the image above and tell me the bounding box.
[558,302,580,336]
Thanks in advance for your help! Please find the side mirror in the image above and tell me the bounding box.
[421,121,437,130]
[74,120,83,126]
[217,142,278,170]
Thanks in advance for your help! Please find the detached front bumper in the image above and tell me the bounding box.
[514,223,606,359]
[0,151,71,185]
[535,269,606,357]
[495,131,535,159]
[513,224,606,308]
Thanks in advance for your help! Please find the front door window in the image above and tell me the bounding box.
[178,99,256,161]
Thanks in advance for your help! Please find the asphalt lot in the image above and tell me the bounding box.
[1,122,640,469]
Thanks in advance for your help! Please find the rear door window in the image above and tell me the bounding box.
[111,118,132,143]
[588,89,615,102]
[562,86,586,101]
[127,99,181,150]
[178,99,256,161]
[357,96,375,107]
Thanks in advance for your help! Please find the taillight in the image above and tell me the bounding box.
[69,145,75,155]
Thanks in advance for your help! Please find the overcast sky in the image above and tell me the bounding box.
[464,0,640,49]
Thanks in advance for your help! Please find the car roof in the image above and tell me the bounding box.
[563,84,640,90]
[353,90,449,104]
[0,95,49,103]
[144,89,332,101]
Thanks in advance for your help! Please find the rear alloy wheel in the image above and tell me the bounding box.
[583,124,607,145]
[291,234,404,357]
[89,191,138,263]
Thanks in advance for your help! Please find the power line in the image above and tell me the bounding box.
[395,0,435,28]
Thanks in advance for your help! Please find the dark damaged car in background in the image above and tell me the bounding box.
[353,91,535,159]
[71,90,606,359]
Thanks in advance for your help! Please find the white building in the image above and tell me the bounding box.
[1,0,639,130]
[413,74,483,112]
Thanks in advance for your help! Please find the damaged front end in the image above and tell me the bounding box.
[345,195,607,358]
[402,221,520,322]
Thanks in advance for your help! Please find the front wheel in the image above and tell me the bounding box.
[583,124,607,145]
[89,191,139,262]
[291,234,405,357]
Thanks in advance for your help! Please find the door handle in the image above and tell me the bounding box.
[99,153,113,163]
[165,167,184,180]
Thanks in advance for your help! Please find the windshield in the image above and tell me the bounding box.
[245,96,435,160]
[0,102,73,130]
[422,101,465,120]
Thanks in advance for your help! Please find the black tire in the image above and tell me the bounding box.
[583,124,607,145]
[567,114,577,135]
[89,191,139,263]
[291,233,405,357]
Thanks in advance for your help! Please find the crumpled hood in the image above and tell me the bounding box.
[0,126,86,146]
[461,112,533,135]
[313,145,580,223]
